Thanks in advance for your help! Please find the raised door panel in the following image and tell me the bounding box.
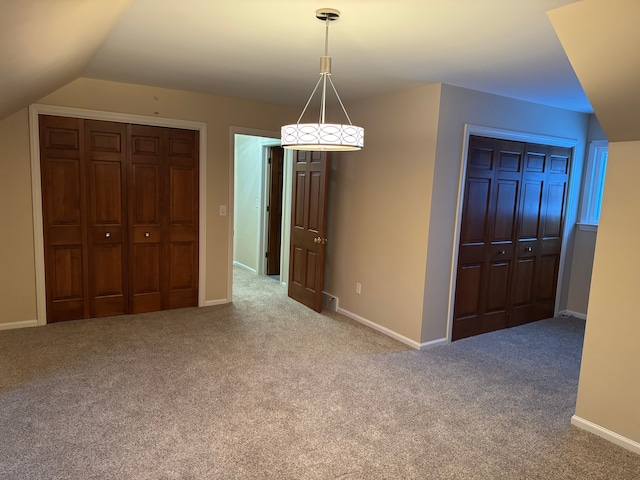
[85,120,128,317]
[39,115,88,322]
[165,128,198,309]
[518,180,543,240]
[460,178,491,245]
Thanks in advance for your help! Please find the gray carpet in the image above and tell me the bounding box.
[0,268,638,479]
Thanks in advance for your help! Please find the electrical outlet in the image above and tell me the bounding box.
[355,282,361,294]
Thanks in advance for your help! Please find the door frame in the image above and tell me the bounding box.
[28,104,208,326]
[446,124,581,341]
[228,127,293,301]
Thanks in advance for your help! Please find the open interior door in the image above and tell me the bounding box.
[266,146,284,276]
[288,150,330,312]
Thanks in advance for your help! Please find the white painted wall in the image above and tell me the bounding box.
[233,134,281,273]
[233,135,264,272]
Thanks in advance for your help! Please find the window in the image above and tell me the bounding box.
[579,140,608,229]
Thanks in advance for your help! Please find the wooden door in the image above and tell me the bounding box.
[128,125,165,314]
[453,136,572,340]
[85,120,129,317]
[39,115,89,322]
[266,146,284,276]
[453,137,524,340]
[128,125,199,313]
[510,143,570,326]
[40,117,199,321]
[165,128,199,309]
[288,150,330,312]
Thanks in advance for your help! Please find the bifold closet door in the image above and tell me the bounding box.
[509,143,570,326]
[128,125,199,314]
[40,116,198,322]
[453,137,524,340]
[85,120,129,317]
[453,136,571,340]
[39,116,89,322]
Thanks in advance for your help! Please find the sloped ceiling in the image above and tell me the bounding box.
[0,0,133,121]
[549,0,640,142]
[1,0,591,123]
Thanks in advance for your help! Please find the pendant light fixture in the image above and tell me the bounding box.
[281,8,364,151]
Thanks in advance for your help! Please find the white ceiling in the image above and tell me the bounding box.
[1,0,592,120]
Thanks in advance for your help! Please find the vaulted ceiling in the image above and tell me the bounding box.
[1,0,593,123]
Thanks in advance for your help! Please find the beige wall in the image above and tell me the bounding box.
[0,109,37,325]
[422,84,590,342]
[325,84,442,342]
[0,77,298,324]
[326,83,590,345]
[575,140,640,443]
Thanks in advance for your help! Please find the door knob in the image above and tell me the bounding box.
[499,249,506,255]
[144,232,150,238]
[314,236,321,244]
[526,246,532,252]
[104,232,111,238]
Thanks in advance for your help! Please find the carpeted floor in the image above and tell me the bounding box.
[0,268,638,479]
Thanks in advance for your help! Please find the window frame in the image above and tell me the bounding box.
[578,139,608,231]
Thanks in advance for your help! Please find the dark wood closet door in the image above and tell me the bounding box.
[85,120,129,317]
[510,143,570,326]
[453,137,524,340]
[453,136,571,340]
[39,116,89,322]
[288,150,330,312]
[165,128,199,309]
[129,125,165,313]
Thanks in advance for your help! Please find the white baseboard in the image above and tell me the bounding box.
[559,309,587,320]
[571,415,640,455]
[336,307,447,350]
[0,319,38,331]
[232,261,256,273]
[419,337,449,349]
[204,299,230,307]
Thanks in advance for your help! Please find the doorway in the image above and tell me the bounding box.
[232,132,290,294]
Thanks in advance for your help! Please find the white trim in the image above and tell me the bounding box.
[577,223,598,232]
[579,140,608,226]
[28,104,208,324]
[559,309,587,320]
[233,261,257,274]
[571,415,640,455]
[447,124,580,341]
[204,298,230,307]
[419,337,449,349]
[0,320,38,331]
[337,307,446,350]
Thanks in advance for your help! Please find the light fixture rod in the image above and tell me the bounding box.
[327,75,353,126]
[324,21,330,56]
[295,75,324,124]
[320,74,328,124]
